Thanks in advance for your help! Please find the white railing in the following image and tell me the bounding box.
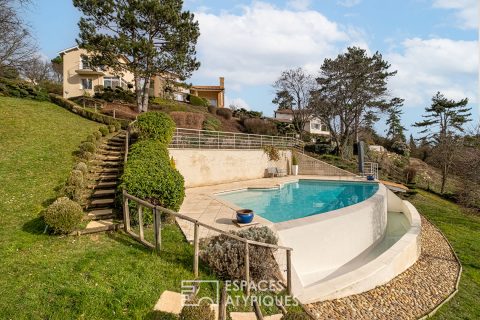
[170,127,304,151]
[363,162,379,179]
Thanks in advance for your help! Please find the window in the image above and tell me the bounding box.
[81,78,93,90]
[312,123,321,130]
[321,124,328,132]
[80,56,91,69]
[209,99,217,107]
[103,77,120,89]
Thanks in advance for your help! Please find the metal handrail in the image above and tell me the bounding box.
[363,162,379,179]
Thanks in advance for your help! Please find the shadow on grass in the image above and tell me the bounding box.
[106,230,154,253]
[22,216,46,235]
[144,311,178,320]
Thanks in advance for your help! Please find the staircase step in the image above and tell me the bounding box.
[95,181,118,188]
[101,145,123,151]
[92,189,116,197]
[98,150,123,156]
[87,208,115,220]
[97,174,119,181]
[96,155,122,161]
[83,219,121,233]
[95,168,120,174]
[90,198,115,207]
[107,141,124,146]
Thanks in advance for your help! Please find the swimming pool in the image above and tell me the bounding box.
[217,180,379,223]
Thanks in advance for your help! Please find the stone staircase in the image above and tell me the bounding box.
[84,131,126,233]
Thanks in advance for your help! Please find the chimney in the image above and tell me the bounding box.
[219,77,224,88]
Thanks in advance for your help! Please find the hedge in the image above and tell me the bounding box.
[0,77,50,101]
[120,139,185,211]
[134,112,176,144]
[189,94,209,107]
[49,94,129,129]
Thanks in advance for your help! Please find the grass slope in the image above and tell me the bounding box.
[0,97,217,319]
[411,191,480,319]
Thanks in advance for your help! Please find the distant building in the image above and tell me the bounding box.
[190,77,225,108]
[273,109,330,135]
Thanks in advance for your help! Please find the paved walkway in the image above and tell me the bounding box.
[177,175,363,241]
[306,216,461,319]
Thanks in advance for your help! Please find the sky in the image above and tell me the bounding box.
[24,0,479,136]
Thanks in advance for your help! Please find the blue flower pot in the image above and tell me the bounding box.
[367,175,375,181]
[236,209,254,224]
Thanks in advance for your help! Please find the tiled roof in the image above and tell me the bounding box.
[191,85,224,91]
[275,109,294,114]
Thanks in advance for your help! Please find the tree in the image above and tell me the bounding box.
[385,97,406,141]
[73,0,200,112]
[0,0,37,77]
[273,68,315,135]
[50,55,63,83]
[21,55,52,84]
[408,134,416,155]
[312,47,396,159]
[414,92,471,193]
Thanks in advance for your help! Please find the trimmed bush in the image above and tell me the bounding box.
[189,94,209,107]
[216,108,232,120]
[244,118,277,135]
[170,111,205,130]
[74,162,88,175]
[201,226,279,281]
[113,121,122,131]
[179,299,215,320]
[86,134,96,143]
[281,312,310,320]
[68,169,84,187]
[99,126,109,136]
[43,197,83,234]
[79,141,96,153]
[79,151,94,161]
[108,124,116,133]
[202,117,221,131]
[121,139,185,211]
[93,131,102,140]
[207,105,217,114]
[135,112,176,144]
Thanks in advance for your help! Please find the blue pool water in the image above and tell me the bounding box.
[218,180,379,223]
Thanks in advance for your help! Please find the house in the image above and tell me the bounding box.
[59,46,134,99]
[190,77,225,108]
[150,72,190,102]
[274,109,330,135]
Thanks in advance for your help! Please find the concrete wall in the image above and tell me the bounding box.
[169,149,292,188]
[295,152,356,176]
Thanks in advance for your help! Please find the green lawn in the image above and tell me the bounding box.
[410,191,480,319]
[0,97,218,319]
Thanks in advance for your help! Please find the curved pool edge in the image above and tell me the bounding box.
[293,190,422,304]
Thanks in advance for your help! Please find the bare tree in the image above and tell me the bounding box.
[273,67,316,136]
[21,56,53,84]
[0,0,37,77]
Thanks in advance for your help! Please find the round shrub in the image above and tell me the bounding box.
[281,312,310,320]
[79,141,96,153]
[207,105,217,114]
[74,162,88,175]
[216,108,232,120]
[43,197,83,234]
[93,131,102,140]
[113,121,122,131]
[179,299,214,320]
[99,126,109,136]
[108,124,116,133]
[201,226,278,281]
[121,139,185,211]
[86,134,96,143]
[80,151,94,161]
[135,112,176,144]
[189,94,209,107]
[68,169,84,187]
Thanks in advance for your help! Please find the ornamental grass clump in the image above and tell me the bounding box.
[43,197,83,234]
[201,226,279,281]
[134,112,175,143]
[74,162,88,175]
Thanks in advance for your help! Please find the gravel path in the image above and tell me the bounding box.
[307,216,461,319]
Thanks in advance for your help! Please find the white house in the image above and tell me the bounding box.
[274,109,330,136]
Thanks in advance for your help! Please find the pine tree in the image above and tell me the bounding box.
[73,0,200,112]
[386,97,406,141]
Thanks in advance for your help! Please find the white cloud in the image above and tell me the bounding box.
[225,97,251,110]
[287,0,311,11]
[337,0,362,8]
[433,0,478,29]
[193,2,360,89]
[387,38,479,107]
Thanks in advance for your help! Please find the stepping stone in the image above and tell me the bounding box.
[90,198,115,206]
[264,314,283,320]
[87,208,114,219]
[85,219,114,229]
[230,312,257,320]
[153,291,183,315]
[93,189,116,197]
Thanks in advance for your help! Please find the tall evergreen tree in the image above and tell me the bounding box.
[414,92,471,193]
[272,90,294,110]
[386,97,406,141]
[73,0,200,112]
